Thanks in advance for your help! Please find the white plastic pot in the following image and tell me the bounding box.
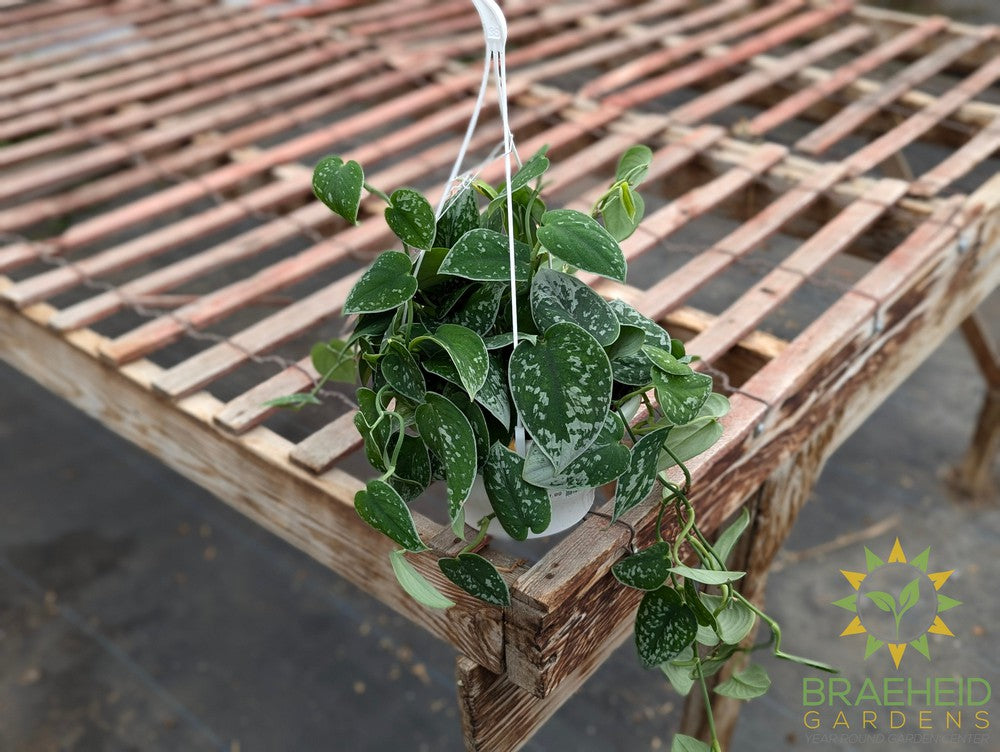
[463,476,595,541]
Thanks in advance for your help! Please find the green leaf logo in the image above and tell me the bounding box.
[865,577,920,640]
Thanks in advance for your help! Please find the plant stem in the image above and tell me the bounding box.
[694,655,722,751]
[461,515,494,554]
[364,182,391,204]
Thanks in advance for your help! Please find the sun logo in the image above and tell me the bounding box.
[834,538,961,669]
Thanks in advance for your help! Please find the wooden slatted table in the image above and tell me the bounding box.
[2,1,999,749]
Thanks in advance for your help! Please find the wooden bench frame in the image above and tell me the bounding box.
[1,1,998,749]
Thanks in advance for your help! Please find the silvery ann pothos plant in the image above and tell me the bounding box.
[273,146,834,752]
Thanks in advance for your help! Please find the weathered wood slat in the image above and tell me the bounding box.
[847,53,1000,176]
[686,178,909,364]
[605,1,853,108]
[744,15,948,136]
[581,0,801,99]
[671,24,872,125]
[289,412,363,474]
[910,114,1000,196]
[634,161,848,319]
[796,31,992,155]
[214,357,319,434]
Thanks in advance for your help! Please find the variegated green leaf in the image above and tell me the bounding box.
[509,322,613,472]
[635,587,698,667]
[415,392,477,521]
[483,443,551,540]
[448,282,504,334]
[477,354,511,429]
[613,426,669,521]
[438,228,531,282]
[343,251,418,315]
[643,345,693,376]
[385,188,435,250]
[612,542,672,591]
[504,145,550,194]
[530,268,620,346]
[438,553,510,606]
[412,324,488,400]
[607,299,672,384]
[537,209,626,282]
[653,370,713,425]
[522,438,628,489]
[381,341,425,402]
[389,433,431,501]
[355,479,426,552]
[435,187,479,248]
[312,156,363,224]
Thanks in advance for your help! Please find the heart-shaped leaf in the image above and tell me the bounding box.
[415,392,477,521]
[613,426,670,521]
[714,664,771,700]
[312,156,363,224]
[476,354,511,429]
[442,388,490,471]
[438,553,510,606]
[310,339,355,384]
[509,322,613,472]
[605,325,646,362]
[537,209,626,282]
[701,594,756,645]
[448,282,504,334]
[522,439,628,489]
[355,479,426,552]
[616,145,654,186]
[435,187,480,248]
[530,268,620,346]
[389,550,454,609]
[343,251,418,315]
[608,299,672,384]
[668,565,745,586]
[385,188,435,250]
[653,370,713,425]
[438,228,531,282]
[483,443,551,540]
[504,145,550,194]
[612,542,672,591]
[381,341,425,402]
[635,587,698,667]
[389,433,431,501]
[643,345,693,376]
[412,324,488,400]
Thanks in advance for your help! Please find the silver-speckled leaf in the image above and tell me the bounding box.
[412,324,488,400]
[355,479,426,552]
[612,426,669,521]
[438,553,510,606]
[612,542,672,591]
[530,268,620,346]
[652,370,713,425]
[415,392,477,521]
[607,299,672,384]
[438,228,531,282]
[448,282,504,334]
[476,354,511,429]
[343,251,418,315]
[509,322,612,472]
[522,438,628,489]
[483,443,551,540]
[634,587,698,667]
[312,156,363,224]
[381,341,425,402]
[536,209,626,282]
[385,188,436,250]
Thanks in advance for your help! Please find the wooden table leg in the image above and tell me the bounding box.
[951,314,1000,501]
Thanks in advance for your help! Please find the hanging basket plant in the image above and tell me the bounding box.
[271,145,834,752]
